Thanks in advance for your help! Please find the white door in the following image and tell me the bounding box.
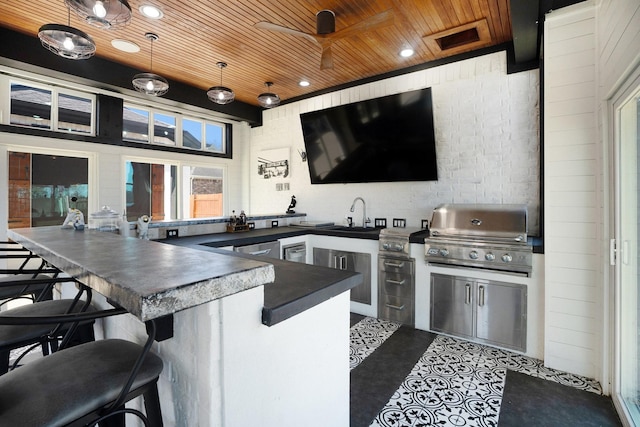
[613,75,640,426]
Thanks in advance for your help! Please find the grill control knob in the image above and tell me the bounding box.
[485,253,495,261]
[469,250,479,260]
[439,249,449,257]
[501,253,513,263]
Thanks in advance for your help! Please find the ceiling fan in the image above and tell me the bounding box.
[255,9,395,70]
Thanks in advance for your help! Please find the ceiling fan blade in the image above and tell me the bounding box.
[254,21,320,45]
[320,44,334,70]
[327,9,395,41]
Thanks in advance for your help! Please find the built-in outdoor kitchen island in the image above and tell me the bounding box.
[7,226,363,427]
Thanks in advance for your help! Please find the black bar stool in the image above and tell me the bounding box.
[0,307,164,426]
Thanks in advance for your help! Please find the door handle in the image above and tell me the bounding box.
[384,261,405,268]
[478,285,485,307]
[249,249,271,256]
[465,283,471,305]
[385,303,405,311]
[386,279,405,286]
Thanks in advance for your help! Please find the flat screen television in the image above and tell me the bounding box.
[299,87,437,184]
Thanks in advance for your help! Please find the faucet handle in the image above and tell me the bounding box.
[364,217,371,228]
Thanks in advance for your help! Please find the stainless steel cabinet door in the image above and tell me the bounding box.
[475,280,527,351]
[313,248,371,304]
[430,274,474,339]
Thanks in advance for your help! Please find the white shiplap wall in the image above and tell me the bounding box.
[544,3,600,379]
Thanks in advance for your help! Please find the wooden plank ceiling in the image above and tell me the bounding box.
[0,0,513,107]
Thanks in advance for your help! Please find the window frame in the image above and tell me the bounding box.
[7,78,96,136]
[123,102,227,154]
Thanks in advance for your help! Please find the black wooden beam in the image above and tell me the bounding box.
[0,27,262,126]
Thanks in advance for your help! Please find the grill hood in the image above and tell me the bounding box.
[429,204,528,243]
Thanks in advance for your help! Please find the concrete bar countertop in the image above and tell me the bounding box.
[7,227,275,322]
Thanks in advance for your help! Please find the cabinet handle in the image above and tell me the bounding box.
[339,256,347,270]
[465,283,471,305]
[384,261,404,268]
[385,303,405,311]
[386,279,405,286]
[478,285,485,307]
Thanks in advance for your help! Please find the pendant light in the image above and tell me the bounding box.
[64,0,132,29]
[38,9,96,60]
[257,82,280,108]
[132,33,169,97]
[207,62,235,105]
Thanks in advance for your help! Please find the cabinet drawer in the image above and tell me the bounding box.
[379,256,414,275]
[379,295,413,325]
[379,271,413,298]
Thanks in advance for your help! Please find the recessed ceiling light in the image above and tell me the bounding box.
[299,80,310,87]
[111,39,140,53]
[400,48,414,58]
[139,4,163,19]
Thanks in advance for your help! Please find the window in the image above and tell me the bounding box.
[205,122,224,153]
[125,160,177,221]
[153,112,176,145]
[182,166,224,218]
[123,103,227,154]
[8,151,89,229]
[9,80,95,135]
[10,83,52,130]
[123,106,150,143]
[57,92,92,133]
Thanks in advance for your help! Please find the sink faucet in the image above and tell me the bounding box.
[350,197,371,228]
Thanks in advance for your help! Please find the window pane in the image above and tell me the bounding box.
[8,151,89,229]
[182,118,203,149]
[10,83,52,129]
[153,112,176,145]
[205,123,224,153]
[126,161,177,221]
[123,106,150,143]
[182,166,224,219]
[58,92,93,134]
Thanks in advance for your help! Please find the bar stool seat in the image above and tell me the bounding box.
[0,338,164,426]
[0,299,96,374]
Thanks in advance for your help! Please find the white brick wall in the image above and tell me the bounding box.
[544,3,600,379]
[250,51,541,235]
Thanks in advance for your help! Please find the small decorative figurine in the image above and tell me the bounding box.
[286,195,296,214]
[62,209,85,229]
[137,215,152,239]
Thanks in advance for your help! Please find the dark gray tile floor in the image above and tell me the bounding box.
[350,313,622,427]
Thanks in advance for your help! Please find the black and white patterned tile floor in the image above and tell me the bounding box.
[350,316,611,427]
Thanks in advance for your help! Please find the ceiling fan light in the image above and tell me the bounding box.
[207,86,235,105]
[38,24,96,60]
[132,72,169,96]
[65,0,132,29]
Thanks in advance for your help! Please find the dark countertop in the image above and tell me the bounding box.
[159,225,430,248]
[162,237,363,326]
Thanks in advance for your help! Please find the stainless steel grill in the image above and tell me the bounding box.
[424,204,533,276]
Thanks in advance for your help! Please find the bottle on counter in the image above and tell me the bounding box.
[239,210,247,225]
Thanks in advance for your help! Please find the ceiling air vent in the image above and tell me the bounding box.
[424,18,491,55]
